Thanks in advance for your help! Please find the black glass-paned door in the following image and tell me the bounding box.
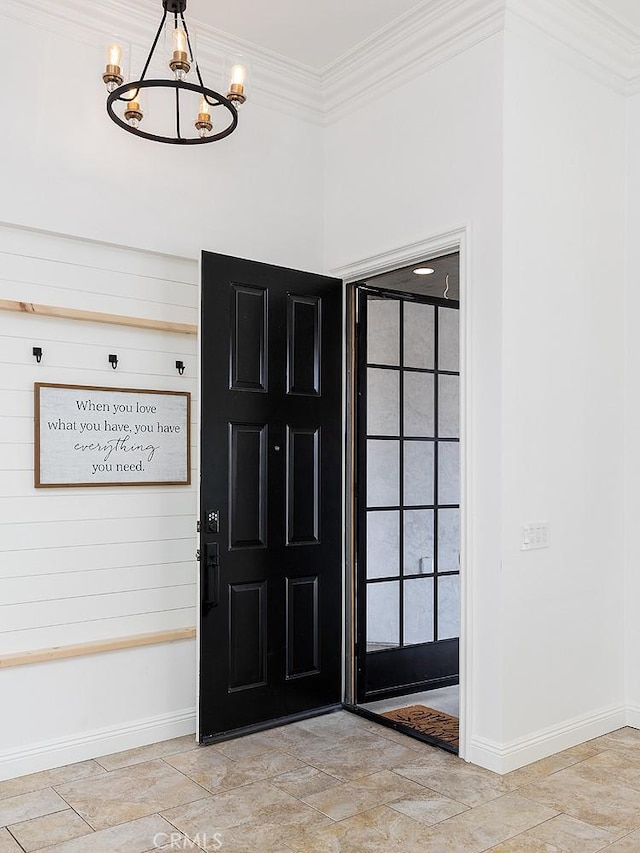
[356,287,460,702]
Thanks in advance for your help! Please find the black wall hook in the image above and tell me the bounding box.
[176,360,185,376]
[32,346,43,364]
[108,354,118,370]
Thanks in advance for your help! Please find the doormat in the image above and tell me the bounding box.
[380,705,459,750]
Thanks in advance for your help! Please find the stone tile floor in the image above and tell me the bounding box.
[1,712,640,851]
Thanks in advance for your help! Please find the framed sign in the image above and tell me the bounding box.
[35,383,191,488]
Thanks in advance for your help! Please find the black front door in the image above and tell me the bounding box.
[356,286,460,702]
[199,251,343,741]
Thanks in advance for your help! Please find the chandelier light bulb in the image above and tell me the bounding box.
[227,64,247,105]
[107,43,122,66]
[170,26,190,81]
[173,27,187,54]
[103,42,124,91]
[231,64,246,86]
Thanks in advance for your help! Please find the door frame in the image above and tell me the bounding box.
[331,225,472,762]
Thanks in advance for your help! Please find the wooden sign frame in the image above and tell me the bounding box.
[34,383,191,488]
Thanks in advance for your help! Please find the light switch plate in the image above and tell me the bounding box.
[521,522,550,550]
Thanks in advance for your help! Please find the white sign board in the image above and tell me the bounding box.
[35,383,191,487]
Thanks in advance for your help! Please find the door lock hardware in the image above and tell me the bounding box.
[206,510,220,533]
[202,542,220,610]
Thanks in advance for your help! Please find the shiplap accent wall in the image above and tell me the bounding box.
[0,223,199,778]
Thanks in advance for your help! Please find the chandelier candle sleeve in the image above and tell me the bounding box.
[227,64,247,104]
[195,95,213,137]
[170,26,190,80]
[124,92,143,128]
[103,43,123,92]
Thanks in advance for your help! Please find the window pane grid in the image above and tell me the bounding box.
[365,437,459,443]
[367,363,460,378]
[367,570,460,584]
[367,504,459,511]
[364,296,460,651]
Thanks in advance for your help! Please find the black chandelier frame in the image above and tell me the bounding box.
[106,0,238,145]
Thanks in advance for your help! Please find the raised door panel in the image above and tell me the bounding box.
[286,576,320,679]
[287,294,321,396]
[286,426,320,546]
[228,423,267,549]
[230,283,268,392]
[228,581,267,692]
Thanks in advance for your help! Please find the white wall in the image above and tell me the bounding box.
[0,12,325,270]
[326,22,631,771]
[499,27,627,759]
[324,36,506,753]
[0,224,199,780]
[0,5,325,780]
[625,94,640,721]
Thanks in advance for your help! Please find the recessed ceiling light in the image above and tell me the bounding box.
[413,267,435,276]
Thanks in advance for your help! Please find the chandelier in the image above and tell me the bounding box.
[102,0,247,145]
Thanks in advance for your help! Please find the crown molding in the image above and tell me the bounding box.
[1,0,508,127]
[5,0,640,128]
[578,0,640,39]
[506,0,640,95]
[321,0,506,123]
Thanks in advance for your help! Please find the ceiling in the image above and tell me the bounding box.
[365,253,460,301]
[166,0,640,71]
[179,0,426,69]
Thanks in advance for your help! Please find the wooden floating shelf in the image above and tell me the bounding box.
[0,627,197,669]
[0,299,198,336]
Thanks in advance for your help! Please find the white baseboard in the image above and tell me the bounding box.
[626,705,640,729]
[468,704,628,774]
[0,707,196,782]
[3,702,637,783]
